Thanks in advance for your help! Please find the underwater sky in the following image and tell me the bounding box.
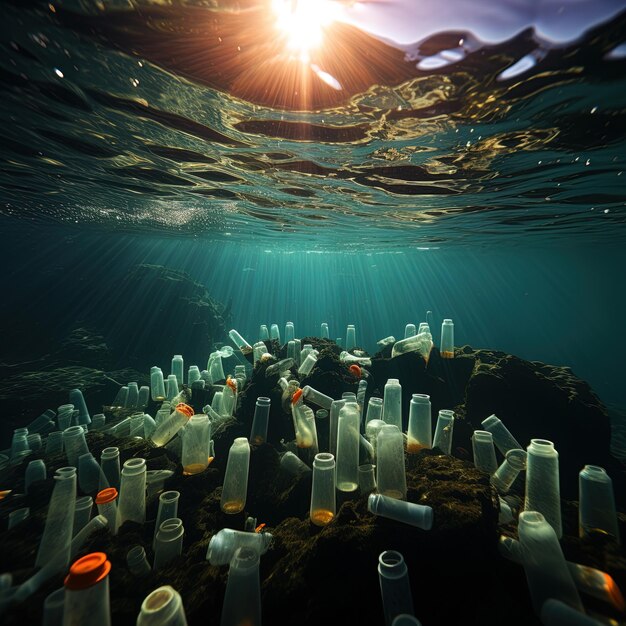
[1,0,625,406]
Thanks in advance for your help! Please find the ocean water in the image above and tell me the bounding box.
[0,1,626,621]
[2,0,625,403]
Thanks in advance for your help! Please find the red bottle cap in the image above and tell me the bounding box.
[291,388,303,405]
[175,403,194,418]
[64,552,111,590]
[349,364,362,378]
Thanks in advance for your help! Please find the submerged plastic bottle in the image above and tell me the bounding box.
[382,379,402,431]
[440,319,454,358]
[229,329,253,355]
[407,394,431,453]
[127,546,151,578]
[368,494,433,529]
[95,488,118,535]
[481,414,522,456]
[471,430,498,474]
[151,367,166,402]
[63,552,111,626]
[171,355,184,387]
[345,324,356,351]
[432,410,454,455]
[154,518,184,569]
[377,425,406,500]
[378,550,415,626]
[221,438,250,514]
[151,404,194,447]
[206,528,274,566]
[181,414,211,475]
[366,397,384,425]
[578,465,620,543]
[137,585,188,626]
[491,449,527,494]
[336,402,360,492]
[320,322,329,339]
[250,397,271,445]
[117,458,147,526]
[310,452,336,526]
[220,547,262,626]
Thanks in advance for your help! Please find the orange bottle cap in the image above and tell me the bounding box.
[65,552,111,590]
[349,364,362,378]
[175,403,194,418]
[291,388,303,405]
[95,487,118,505]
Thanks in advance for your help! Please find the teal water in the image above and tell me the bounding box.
[1,0,626,408]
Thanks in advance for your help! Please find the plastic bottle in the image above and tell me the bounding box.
[378,550,414,626]
[206,528,273,565]
[432,410,455,455]
[182,415,211,475]
[404,324,416,339]
[310,452,336,526]
[36,466,77,572]
[391,331,433,361]
[229,329,252,355]
[27,433,42,451]
[151,367,166,402]
[524,439,562,538]
[320,322,329,339]
[481,414,522,456]
[165,376,179,402]
[221,438,250,514]
[279,451,311,476]
[170,355,184,387]
[365,419,386,458]
[440,319,454,358]
[518,510,582,615]
[100,447,120,490]
[346,324,356,351]
[126,383,140,409]
[150,404,194,447]
[329,399,346,457]
[471,430,498,474]
[113,386,129,408]
[336,402,360,492]
[126,546,151,578]
[42,587,65,626]
[63,426,89,467]
[69,389,91,426]
[407,394,431,453]
[491,449,527,494]
[78,452,104,494]
[284,321,295,343]
[8,507,30,529]
[46,431,64,456]
[138,386,150,408]
[72,496,93,535]
[298,352,317,376]
[358,464,377,494]
[578,465,620,543]
[377,425,406,500]
[117,458,147,526]
[62,552,111,626]
[269,323,281,344]
[368,492,433,528]
[302,385,333,410]
[366,397,383,425]
[153,490,180,548]
[25,459,46,493]
[154,518,184,569]
[137,585,188,626]
[95,488,118,535]
[383,379,402,431]
[258,324,270,341]
[250,397,271,445]
[220,547,262,626]
[91,414,106,431]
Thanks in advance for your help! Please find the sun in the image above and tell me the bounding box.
[271,0,342,62]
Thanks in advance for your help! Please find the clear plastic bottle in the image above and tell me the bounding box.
[345,324,356,351]
[285,321,295,343]
[36,466,77,572]
[518,510,582,614]
[126,383,140,409]
[407,394,431,453]
[73,496,93,535]
[366,397,383,425]
[404,324,416,339]
[302,385,333,410]
[578,465,620,543]
[377,425,407,500]
[25,459,47,493]
[63,426,89,467]
[250,397,271,445]
[127,546,151,578]
[432,410,454,455]
[471,430,498,474]
[219,547,262,626]
[383,379,402,431]
[336,402,360,492]
[154,518,184,569]
[151,367,166,402]
[491,449,527,494]
[481,414,522,456]
[153,490,180,549]
[297,352,317,376]
[117,458,147,526]
[165,375,179,402]
[206,528,273,565]
[365,419,386,459]
[440,319,454,358]
[320,322,329,339]
[259,325,269,341]
[378,550,414,626]
[171,355,184,387]
[270,323,281,344]
[100,447,120,490]
[46,431,64,456]
[137,585,188,626]
[329,399,346,457]
[181,415,211,475]
[62,552,111,626]
[221,438,250,514]
[358,464,377,494]
[78,452,104,494]
[150,404,194,447]
[310,452,336,526]
[524,439,562,538]
[95,488,118,535]
[69,389,91,426]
